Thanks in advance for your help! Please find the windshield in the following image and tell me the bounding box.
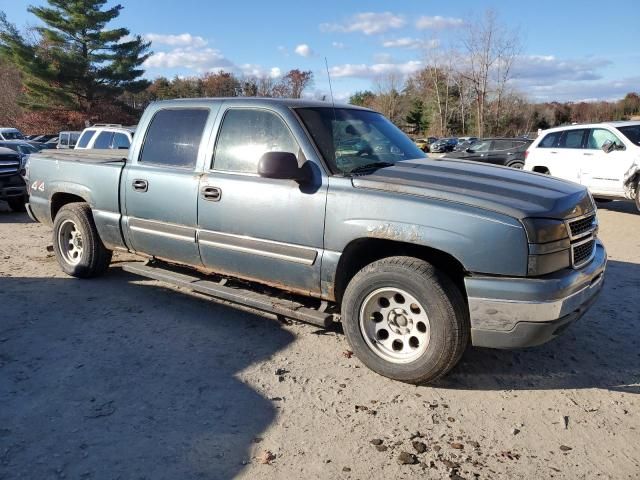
[295,107,426,174]
[2,131,25,140]
[617,125,640,146]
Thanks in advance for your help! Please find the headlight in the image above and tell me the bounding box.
[522,218,571,276]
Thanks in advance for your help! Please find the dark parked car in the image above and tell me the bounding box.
[430,137,458,153]
[0,147,27,211]
[445,138,533,169]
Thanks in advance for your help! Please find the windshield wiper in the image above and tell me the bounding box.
[349,162,395,175]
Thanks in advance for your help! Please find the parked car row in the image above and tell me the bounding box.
[445,138,532,169]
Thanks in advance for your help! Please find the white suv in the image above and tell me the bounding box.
[525,121,640,211]
[74,124,135,150]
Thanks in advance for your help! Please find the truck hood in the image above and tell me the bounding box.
[351,159,594,220]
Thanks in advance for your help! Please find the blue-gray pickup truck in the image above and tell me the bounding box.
[24,98,606,383]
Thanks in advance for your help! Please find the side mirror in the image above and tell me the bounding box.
[466,148,474,153]
[258,151,309,183]
[601,140,615,154]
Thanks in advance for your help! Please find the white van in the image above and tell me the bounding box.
[74,124,135,150]
[524,121,640,211]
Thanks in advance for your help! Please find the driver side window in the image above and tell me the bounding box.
[213,109,299,174]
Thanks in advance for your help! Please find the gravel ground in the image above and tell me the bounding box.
[0,200,639,480]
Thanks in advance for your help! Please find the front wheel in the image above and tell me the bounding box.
[52,203,112,278]
[341,256,469,384]
[635,181,640,212]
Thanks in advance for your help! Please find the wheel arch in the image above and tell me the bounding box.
[333,238,467,305]
[50,192,89,221]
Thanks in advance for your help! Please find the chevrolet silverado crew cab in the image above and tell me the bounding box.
[24,99,606,384]
[525,122,640,211]
[0,146,28,211]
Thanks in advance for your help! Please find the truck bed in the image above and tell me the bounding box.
[33,148,127,164]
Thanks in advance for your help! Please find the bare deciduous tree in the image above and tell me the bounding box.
[460,10,520,136]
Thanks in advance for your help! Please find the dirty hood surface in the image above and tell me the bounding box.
[352,159,594,220]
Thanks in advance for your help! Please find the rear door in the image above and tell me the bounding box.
[197,105,328,295]
[123,107,213,266]
[553,128,589,183]
[581,127,629,195]
[486,140,511,165]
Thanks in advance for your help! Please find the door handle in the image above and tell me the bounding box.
[583,153,594,156]
[201,186,222,202]
[132,179,148,192]
[550,151,558,154]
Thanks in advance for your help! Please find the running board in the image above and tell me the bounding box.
[119,261,335,328]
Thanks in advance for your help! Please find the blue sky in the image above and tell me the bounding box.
[4,0,640,102]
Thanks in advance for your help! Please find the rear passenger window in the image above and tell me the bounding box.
[538,132,561,148]
[93,131,114,149]
[112,133,130,149]
[559,129,587,149]
[59,134,69,146]
[76,130,96,148]
[213,109,299,173]
[139,109,209,168]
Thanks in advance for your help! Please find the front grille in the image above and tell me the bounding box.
[568,213,596,239]
[565,211,598,269]
[0,156,20,176]
[571,238,595,268]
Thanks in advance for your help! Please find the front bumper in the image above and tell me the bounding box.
[0,184,27,200]
[466,240,606,348]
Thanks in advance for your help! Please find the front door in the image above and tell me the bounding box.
[197,106,328,295]
[554,128,589,184]
[123,107,212,266]
[581,128,629,196]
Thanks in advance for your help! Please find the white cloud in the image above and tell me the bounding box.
[144,47,234,72]
[320,12,405,35]
[269,67,282,78]
[415,16,464,30]
[329,60,423,79]
[332,41,345,49]
[524,76,640,102]
[382,37,440,50]
[294,43,313,57]
[144,33,208,48]
[513,55,611,83]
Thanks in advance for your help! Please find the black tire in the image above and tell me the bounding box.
[52,203,112,278]
[341,256,469,384]
[635,180,640,212]
[8,196,26,212]
[506,161,524,169]
[594,198,613,204]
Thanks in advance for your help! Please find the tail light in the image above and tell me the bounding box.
[524,150,529,160]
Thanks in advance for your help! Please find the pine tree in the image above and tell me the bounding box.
[0,2,150,113]
[406,99,429,134]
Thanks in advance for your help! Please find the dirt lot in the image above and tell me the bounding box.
[1,200,639,480]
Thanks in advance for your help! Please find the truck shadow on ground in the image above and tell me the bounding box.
[0,269,294,479]
[439,259,640,393]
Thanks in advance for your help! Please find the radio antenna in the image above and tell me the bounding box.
[324,57,336,115]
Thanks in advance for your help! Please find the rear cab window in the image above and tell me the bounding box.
[139,109,209,168]
[76,130,96,148]
[93,131,114,149]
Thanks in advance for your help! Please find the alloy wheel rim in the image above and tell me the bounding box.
[359,287,430,364]
[58,219,84,265]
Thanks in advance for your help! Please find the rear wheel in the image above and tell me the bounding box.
[341,256,469,384]
[52,203,112,278]
[635,181,640,212]
[7,196,26,212]
[507,161,524,169]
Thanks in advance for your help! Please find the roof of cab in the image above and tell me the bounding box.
[149,97,373,111]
